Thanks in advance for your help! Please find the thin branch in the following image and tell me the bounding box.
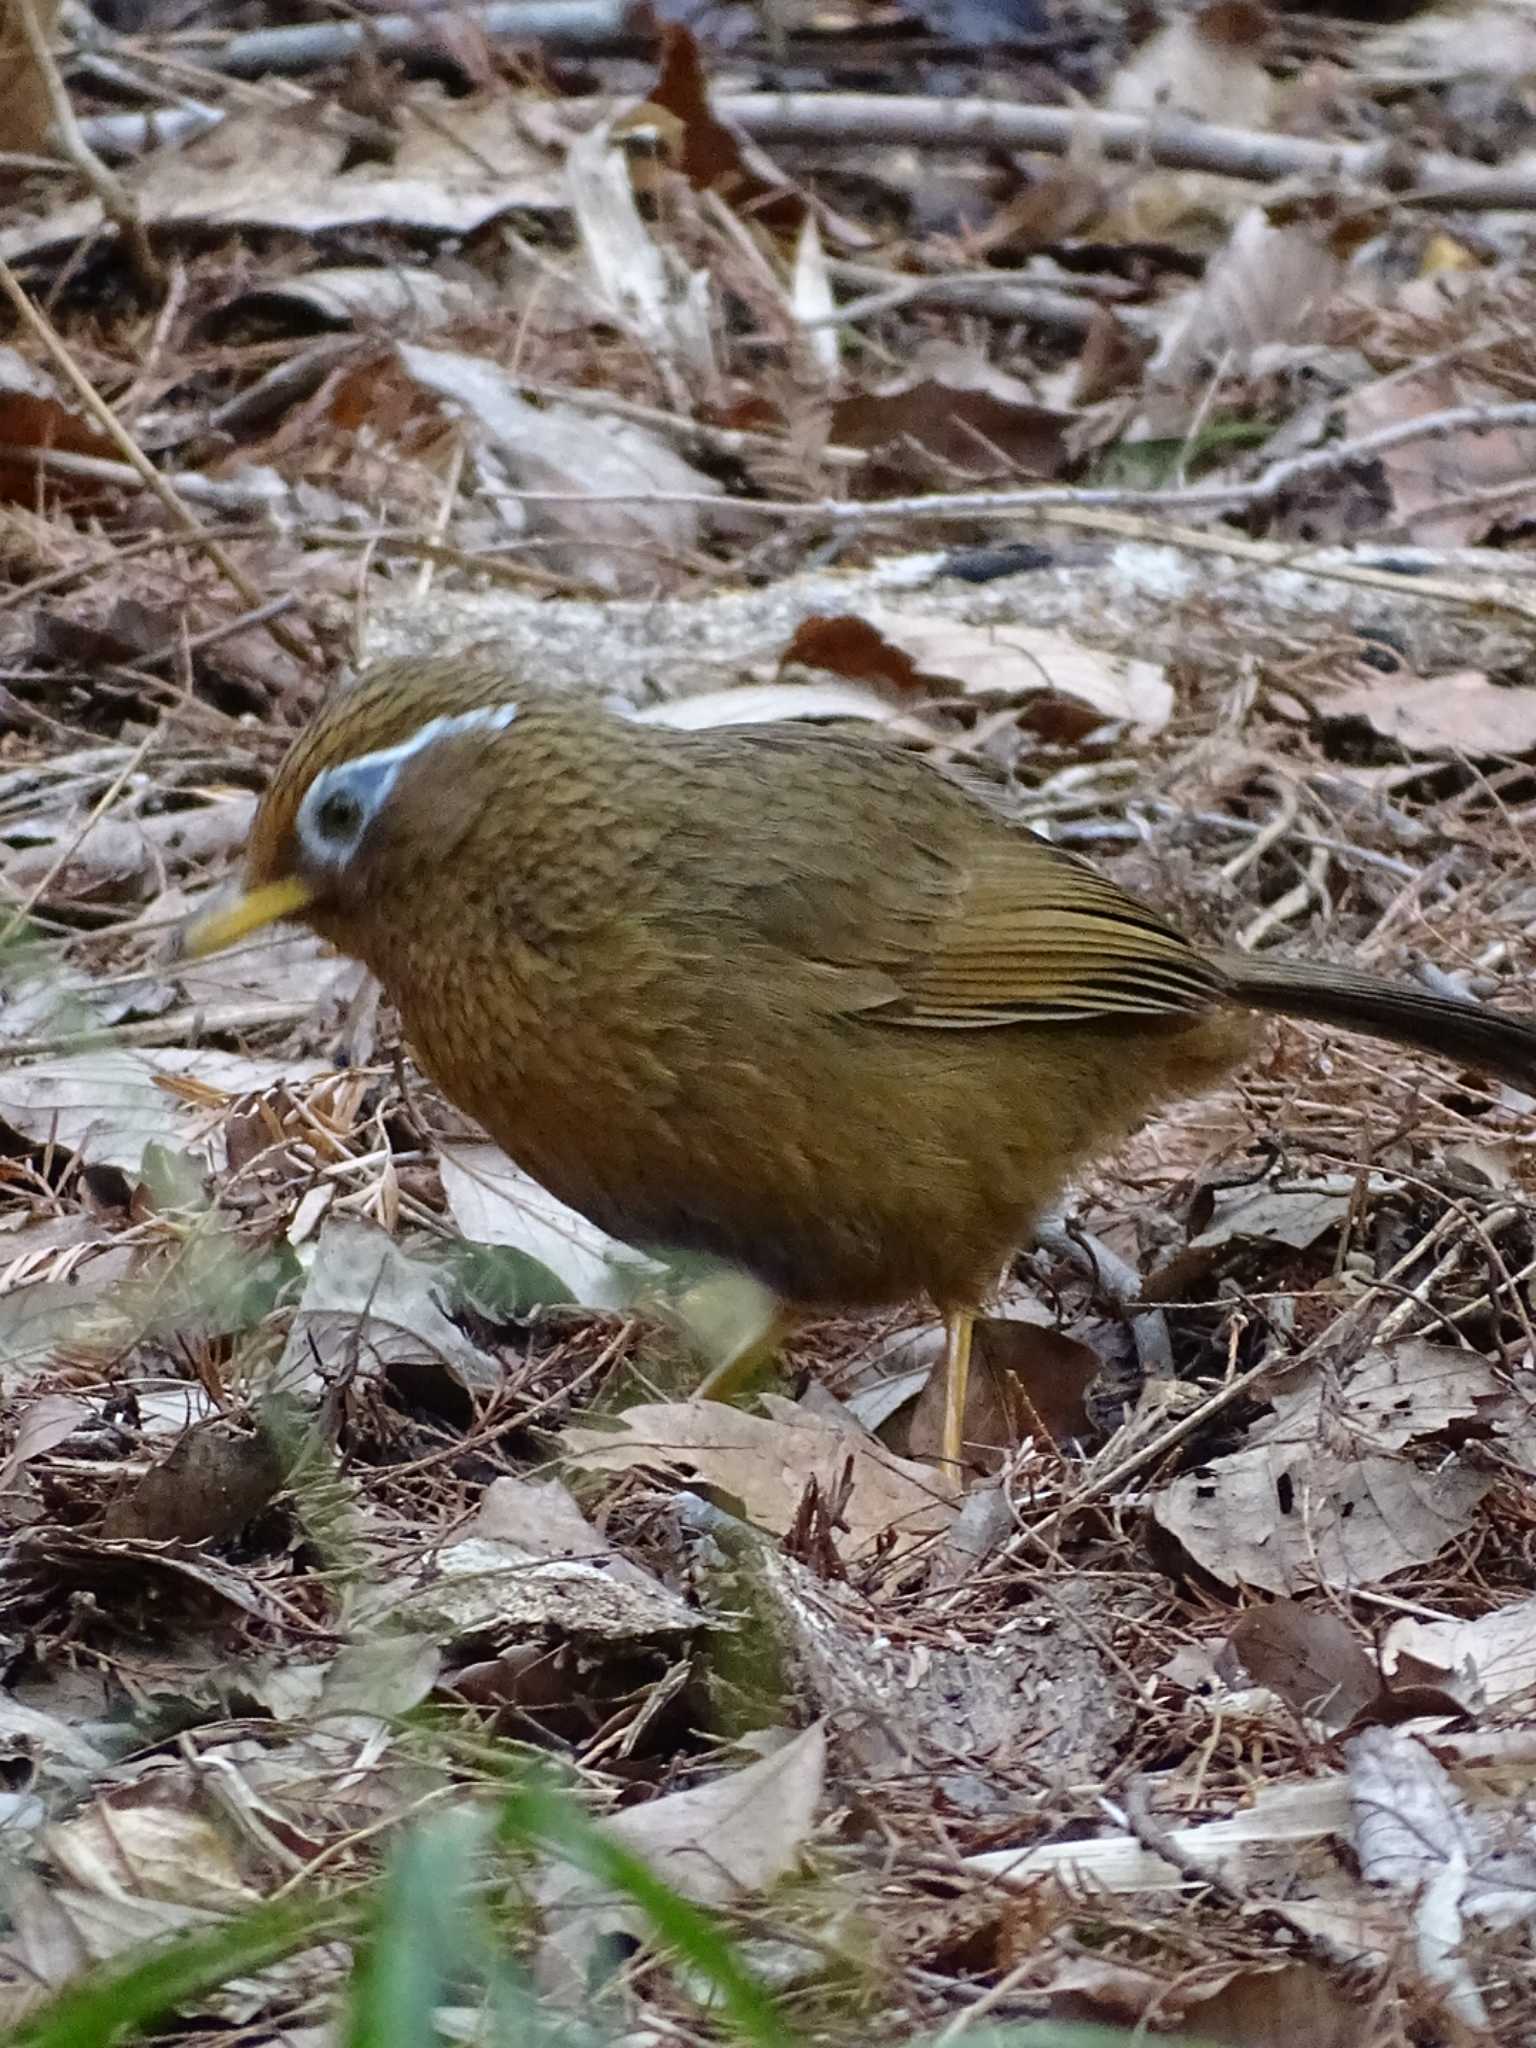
[715,92,1536,211]
[11,0,161,290]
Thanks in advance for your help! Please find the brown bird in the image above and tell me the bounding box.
[189,656,1536,1471]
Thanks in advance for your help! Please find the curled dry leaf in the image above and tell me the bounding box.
[563,1400,955,1557]
[397,342,721,595]
[536,1722,825,2000]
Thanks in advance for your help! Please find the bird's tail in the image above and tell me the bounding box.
[1214,952,1536,1095]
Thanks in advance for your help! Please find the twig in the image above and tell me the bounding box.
[0,729,156,950]
[175,0,625,76]
[11,0,161,291]
[0,261,317,669]
[463,401,1536,541]
[715,93,1536,211]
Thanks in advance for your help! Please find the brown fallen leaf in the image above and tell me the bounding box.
[803,604,1171,734]
[908,1312,1097,1470]
[1227,1598,1380,1732]
[563,1401,954,1556]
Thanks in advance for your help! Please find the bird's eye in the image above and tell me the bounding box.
[314,788,364,843]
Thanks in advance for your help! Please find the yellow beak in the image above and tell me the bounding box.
[184,875,316,957]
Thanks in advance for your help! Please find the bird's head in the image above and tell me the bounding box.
[185,657,531,961]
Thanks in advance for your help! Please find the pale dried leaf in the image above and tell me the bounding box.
[537,1724,824,1997]
[1,93,568,262]
[274,1216,499,1399]
[1251,1343,1507,1455]
[566,123,716,386]
[0,1049,329,1173]
[1346,365,1536,547]
[855,604,1171,733]
[1154,1444,1489,1595]
[641,678,913,731]
[352,1535,699,1642]
[0,1393,90,1492]
[437,1143,654,1307]
[966,1773,1353,1892]
[791,212,839,382]
[398,342,719,593]
[469,1474,665,1592]
[1330,668,1536,758]
[221,266,488,334]
[1105,3,1274,125]
[1153,204,1349,384]
[1384,1595,1536,1710]
[1190,1178,1354,1251]
[47,1798,258,1906]
[562,1401,954,1556]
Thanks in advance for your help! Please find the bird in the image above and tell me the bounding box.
[187,655,1536,1475]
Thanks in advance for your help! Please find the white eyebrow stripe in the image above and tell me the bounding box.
[296,700,519,854]
[349,701,521,782]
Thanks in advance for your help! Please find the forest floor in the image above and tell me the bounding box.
[6,2,1536,2043]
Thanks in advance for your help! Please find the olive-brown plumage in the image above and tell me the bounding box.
[195,656,1536,1459]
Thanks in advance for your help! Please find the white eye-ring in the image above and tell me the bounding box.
[294,701,519,869]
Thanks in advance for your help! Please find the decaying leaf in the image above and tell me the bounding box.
[397,342,721,594]
[1227,1598,1380,1732]
[1153,1344,1501,1594]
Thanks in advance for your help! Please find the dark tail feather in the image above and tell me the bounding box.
[1214,952,1536,1095]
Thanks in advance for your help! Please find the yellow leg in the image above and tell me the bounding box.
[942,1306,974,1475]
[694,1307,796,1405]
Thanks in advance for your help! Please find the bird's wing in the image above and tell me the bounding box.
[882,837,1227,1027]
[686,723,1225,1029]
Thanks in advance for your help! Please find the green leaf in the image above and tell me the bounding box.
[442,1239,578,1318]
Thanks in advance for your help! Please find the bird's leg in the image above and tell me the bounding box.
[941,1305,975,1475]
[694,1306,797,1405]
